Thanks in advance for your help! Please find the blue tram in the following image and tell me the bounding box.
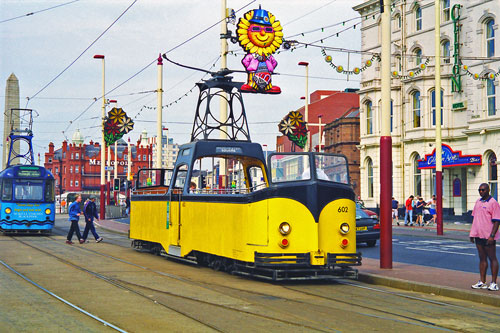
[0,165,55,234]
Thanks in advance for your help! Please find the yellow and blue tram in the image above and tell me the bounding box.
[130,140,361,280]
[0,165,55,234]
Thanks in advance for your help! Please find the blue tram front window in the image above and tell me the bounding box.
[45,179,55,202]
[14,182,44,201]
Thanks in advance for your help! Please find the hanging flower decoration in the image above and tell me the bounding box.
[103,107,134,146]
[321,49,380,75]
[392,58,430,79]
[460,61,500,81]
[279,111,308,149]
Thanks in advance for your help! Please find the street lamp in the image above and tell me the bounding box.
[93,54,106,219]
[298,61,309,152]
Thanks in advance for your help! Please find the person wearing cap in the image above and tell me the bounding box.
[82,195,103,243]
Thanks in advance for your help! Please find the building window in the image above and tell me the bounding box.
[75,153,79,159]
[442,40,450,64]
[442,0,450,22]
[486,19,495,58]
[489,153,498,200]
[366,101,373,135]
[415,6,422,31]
[82,166,84,174]
[143,154,147,161]
[75,180,79,187]
[70,166,73,174]
[487,79,496,116]
[64,167,66,173]
[367,158,374,198]
[70,180,73,187]
[412,91,421,128]
[55,167,59,173]
[431,89,444,126]
[138,155,141,161]
[75,165,79,173]
[48,158,52,163]
[415,48,422,66]
[414,154,422,196]
[71,153,74,160]
[395,13,401,30]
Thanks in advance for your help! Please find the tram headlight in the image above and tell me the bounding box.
[340,222,350,234]
[45,208,51,215]
[278,222,291,235]
[5,208,11,214]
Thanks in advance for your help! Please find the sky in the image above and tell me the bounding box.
[1,0,365,160]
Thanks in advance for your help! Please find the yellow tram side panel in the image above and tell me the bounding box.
[129,200,170,243]
[319,199,357,262]
[176,201,267,262]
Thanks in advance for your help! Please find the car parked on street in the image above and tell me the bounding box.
[356,206,380,247]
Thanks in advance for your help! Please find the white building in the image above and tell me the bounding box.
[149,132,180,169]
[354,0,499,216]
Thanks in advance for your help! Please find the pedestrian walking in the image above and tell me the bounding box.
[66,195,84,244]
[392,197,399,225]
[82,196,103,243]
[470,183,500,291]
[427,195,437,225]
[415,197,426,226]
[404,195,414,226]
[125,196,130,216]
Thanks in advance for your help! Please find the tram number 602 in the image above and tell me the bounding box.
[338,206,348,213]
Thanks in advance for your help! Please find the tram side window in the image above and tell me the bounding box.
[248,166,266,191]
[45,179,55,202]
[270,154,310,182]
[2,179,12,200]
[173,165,188,189]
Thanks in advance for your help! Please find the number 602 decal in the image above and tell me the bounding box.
[338,206,348,213]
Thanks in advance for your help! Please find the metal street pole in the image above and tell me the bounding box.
[219,0,228,188]
[298,62,309,152]
[379,0,393,268]
[435,0,443,235]
[156,54,163,169]
[107,143,111,205]
[318,114,323,152]
[93,54,106,219]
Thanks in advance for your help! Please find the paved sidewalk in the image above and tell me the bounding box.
[96,218,500,306]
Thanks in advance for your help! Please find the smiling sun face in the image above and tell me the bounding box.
[237,10,283,56]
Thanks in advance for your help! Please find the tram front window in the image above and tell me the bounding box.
[15,181,44,201]
[270,153,350,184]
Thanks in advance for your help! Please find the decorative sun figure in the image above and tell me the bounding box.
[237,9,283,56]
[237,7,283,94]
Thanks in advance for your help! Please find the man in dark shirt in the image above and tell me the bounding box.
[82,196,103,243]
[392,197,399,225]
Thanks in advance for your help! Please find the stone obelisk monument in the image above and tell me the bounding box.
[3,74,21,168]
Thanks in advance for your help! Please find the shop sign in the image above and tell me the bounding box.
[418,144,482,169]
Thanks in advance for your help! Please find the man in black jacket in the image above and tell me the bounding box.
[82,196,103,243]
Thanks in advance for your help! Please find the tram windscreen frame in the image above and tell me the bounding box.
[269,153,350,185]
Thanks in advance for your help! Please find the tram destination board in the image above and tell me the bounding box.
[17,166,41,177]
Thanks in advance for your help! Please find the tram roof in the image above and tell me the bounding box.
[0,164,54,179]
[176,140,265,164]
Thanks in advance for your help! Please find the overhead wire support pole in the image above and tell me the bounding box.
[435,0,443,236]
[157,54,163,169]
[93,54,106,220]
[379,0,392,269]
[219,0,228,187]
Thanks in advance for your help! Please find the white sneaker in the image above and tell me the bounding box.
[471,281,488,289]
[488,282,499,291]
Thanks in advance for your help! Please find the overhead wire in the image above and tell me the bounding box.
[26,0,139,105]
[0,0,80,24]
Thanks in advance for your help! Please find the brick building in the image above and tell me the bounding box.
[276,89,360,152]
[323,108,361,195]
[44,130,152,195]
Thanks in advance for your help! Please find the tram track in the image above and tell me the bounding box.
[30,233,493,331]
[11,236,338,332]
